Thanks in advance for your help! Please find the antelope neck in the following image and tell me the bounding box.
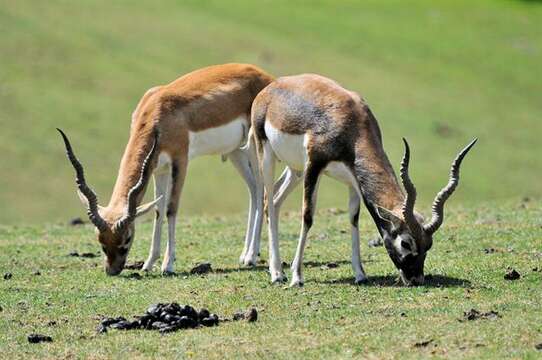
[108,129,156,210]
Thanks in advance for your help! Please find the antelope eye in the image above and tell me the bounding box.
[401,240,412,251]
[118,247,128,255]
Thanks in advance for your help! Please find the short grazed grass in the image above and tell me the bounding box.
[2,1,541,358]
[1,201,540,358]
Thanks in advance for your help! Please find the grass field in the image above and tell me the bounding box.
[0,201,540,358]
[1,1,542,358]
[1,0,541,224]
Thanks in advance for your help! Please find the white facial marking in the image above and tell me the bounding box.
[395,233,417,258]
[188,116,247,160]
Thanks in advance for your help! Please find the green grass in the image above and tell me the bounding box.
[1,0,542,224]
[0,201,541,358]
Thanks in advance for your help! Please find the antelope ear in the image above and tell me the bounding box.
[376,206,402,228]
[135,196,163,218]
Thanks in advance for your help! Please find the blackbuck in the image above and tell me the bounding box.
[251,74,476,287]
[58,63,273,275]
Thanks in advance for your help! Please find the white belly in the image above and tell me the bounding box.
[188,117,246,160]
[324,161,357,185]
[264,122,360,192]
[264,122,307,171]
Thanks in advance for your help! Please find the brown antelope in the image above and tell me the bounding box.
[250,74,476,287]
[58,63,273,275]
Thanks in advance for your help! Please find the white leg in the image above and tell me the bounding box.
[274,167,302,215]
[348,186,367,284]
[160,158,188,274]
[290,162,322,287]
[161,213,176,273]
[142,170,170,272]
[228,149,258,266]
[244,166,300,263]
[262,143,286,283]
[273,167,290,198]
[249,175,264,264]
[244,137,266,265]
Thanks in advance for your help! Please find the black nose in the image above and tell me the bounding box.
[410,275,425,286]
[105,266,122,276]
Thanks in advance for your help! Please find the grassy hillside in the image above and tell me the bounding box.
[1,0,541,224]
[0,202,540,358]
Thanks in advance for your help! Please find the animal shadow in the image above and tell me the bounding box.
[120,264,269,279]
[303,260,352,268]
[317,274,470,288]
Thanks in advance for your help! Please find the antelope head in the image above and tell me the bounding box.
[377,138,477,286]
[57,129,161,275]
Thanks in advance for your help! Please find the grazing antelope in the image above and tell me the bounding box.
[58,63,273,275]
[251,74,476,287]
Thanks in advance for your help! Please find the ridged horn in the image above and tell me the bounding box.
[399,138,423,236]
[424,139,477,235]
[57,128,109,232]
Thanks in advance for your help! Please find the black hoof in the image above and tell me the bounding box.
[355,278,369,285]
[271,277,288,285]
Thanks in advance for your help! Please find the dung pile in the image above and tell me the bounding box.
[98,303,219,334]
